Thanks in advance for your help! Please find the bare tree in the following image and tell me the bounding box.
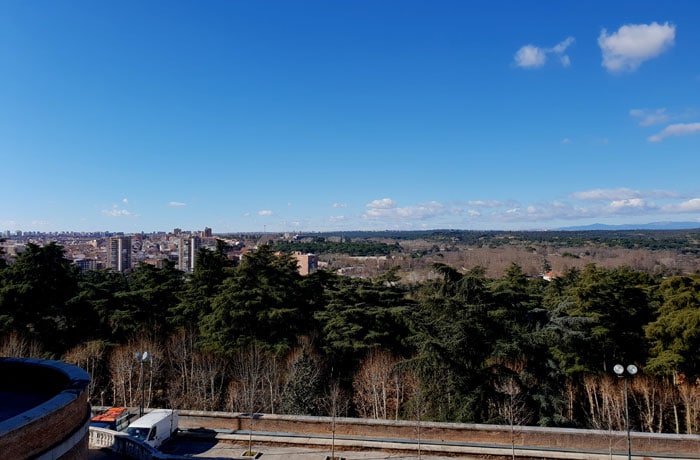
[167,329,228,410]
[677,378,700,434]
[402,368,426,460]
[496,377,532,460]
[583,374,626,458]
[352,350,411,419]
[227,343,266,456]
[323,379,349,460]
[109,338,163,410]
[64,340,107,404]
[631,374,666,433]
[0,331,43,357]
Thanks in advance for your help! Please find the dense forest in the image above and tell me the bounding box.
[1,240,700,435]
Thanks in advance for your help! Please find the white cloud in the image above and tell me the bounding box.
[102,208,134,217]
[258,210,273,216]
[571,188,678,201]
[329,215,346,222]
[363,200,448,221]
[630,108,669,126]
[648,122,700,142]
[551,37,575,54]
[514,45,547,68]
[332,202,347,208]
[468,210,481,217]
[122,198,129,204]
[570,188,641,201]
[168,201,186,207]
[598,22,675,73]
[609,198,654,211]
[514,37,574,69]
[366,198,396,209]
[662,198,700,213]
[561,137,572,144]
[467,200,503,207]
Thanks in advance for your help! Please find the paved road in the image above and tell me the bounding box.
[90,441,476,459]
[162,440,475,459]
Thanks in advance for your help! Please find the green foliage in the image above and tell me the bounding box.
[406,265,495,422]
[0,242,80,355]
[199,245,306,354]
[314,271,409,369]
[4,239,700,431]
[645,275,700,378]
[280,346,324,415]
[273,239,398,256]
[170,246,235,327]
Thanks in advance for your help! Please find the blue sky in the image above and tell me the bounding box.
[1,1,699,233]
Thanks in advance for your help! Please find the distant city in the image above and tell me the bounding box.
[0,227,321,276]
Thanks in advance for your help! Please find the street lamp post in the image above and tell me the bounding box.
[135,351,151,418]
[613,363,638,460]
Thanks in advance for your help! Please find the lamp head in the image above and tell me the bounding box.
[613,364,624,375]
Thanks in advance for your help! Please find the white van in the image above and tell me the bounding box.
[125,409,178,449]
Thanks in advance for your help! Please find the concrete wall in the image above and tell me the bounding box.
[0,357,91,460]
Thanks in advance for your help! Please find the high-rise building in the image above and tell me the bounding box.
[203,227,212,238]
[178,236,201,272]
[107,236,131,272]
[292,252,318,276]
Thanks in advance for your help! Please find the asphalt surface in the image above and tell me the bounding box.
[90,441,475,459]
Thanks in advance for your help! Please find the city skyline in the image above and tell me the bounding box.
[2,1,699,233]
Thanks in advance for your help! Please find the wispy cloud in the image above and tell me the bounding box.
[570,188,642,201]
[331,190,699,229]
[332,202,347,208]
[367,198,396,210]
[364,198,447,221]
[467,200,504,207]
[258,210,273,216]
[630,108,669,126]
[648,122,700,142]
[598,22,675,73]
[514,37,575,69]
[168,201,186,207]
[609,198,656,212]
[102,203,136,217]
[102,208,134,217]
[662,198,700,213]
[570,188,678,201]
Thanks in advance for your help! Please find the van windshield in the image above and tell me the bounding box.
[125,427,149,440]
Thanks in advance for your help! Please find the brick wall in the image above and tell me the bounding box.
[0,358,91,460]
[178,410,700,457]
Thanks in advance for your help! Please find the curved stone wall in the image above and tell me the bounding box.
[0,357,91,460]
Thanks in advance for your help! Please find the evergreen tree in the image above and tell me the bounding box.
[200,245,305,354]
[0,242,79,355]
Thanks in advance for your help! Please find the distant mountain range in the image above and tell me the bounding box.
[557,222,700,231]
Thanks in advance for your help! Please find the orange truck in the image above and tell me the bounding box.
[90,407,130,431]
